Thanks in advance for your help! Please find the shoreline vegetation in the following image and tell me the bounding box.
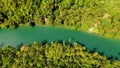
[0,0,120,39]
[1,42,120,67]
[0,0,120,67]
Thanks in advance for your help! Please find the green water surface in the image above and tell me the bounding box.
[0,26,120,60]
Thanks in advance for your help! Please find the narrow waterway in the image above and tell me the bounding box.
[0,26,120,60]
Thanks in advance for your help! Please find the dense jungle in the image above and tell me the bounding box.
[0,0,120,67]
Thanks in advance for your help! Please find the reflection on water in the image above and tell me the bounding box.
[0,26,120,60]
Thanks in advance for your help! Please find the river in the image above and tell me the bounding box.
[0,26,120,60]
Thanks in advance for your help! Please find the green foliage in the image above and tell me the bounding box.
[0,42,120,67]
[0,0,120,67]
[0,0,120,39]
[81,23,89,31]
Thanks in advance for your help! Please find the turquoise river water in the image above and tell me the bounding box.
[0,26,120,60]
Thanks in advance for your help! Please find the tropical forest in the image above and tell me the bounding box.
[0,0,120,68]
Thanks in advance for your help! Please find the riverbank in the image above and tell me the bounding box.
[0,0,120,39]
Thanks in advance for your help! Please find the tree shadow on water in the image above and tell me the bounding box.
[41,40,48,45]
[0,43,4,48]
[75,41,85,47]
[90,47,97,54]
[17,43,24,50]
[57,40,73,46]
[104,51,120,60]
[107,55,114,60]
